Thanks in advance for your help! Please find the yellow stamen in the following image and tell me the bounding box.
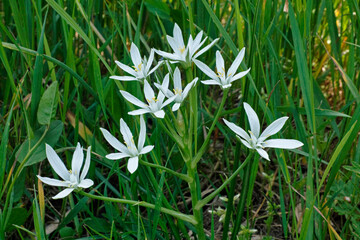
[132,63,143,72]
[180,46,185,54]
[152,97,158,102]
[69,170,72,174]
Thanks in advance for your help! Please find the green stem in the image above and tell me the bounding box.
[78,191,197,225]
[185,68,196,156]
[157,118,184,149]
[139,160,192,182]
[191,88,229,168]
[195,152,253,210]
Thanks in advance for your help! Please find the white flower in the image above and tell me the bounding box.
[37,143,93,199]
[154,67,198,111]
[111,43,162,82]
[223,102,303,160]
[100,116,154,174]
[194,48,251,89]
[120,80,176,118]
[155,23,219,67]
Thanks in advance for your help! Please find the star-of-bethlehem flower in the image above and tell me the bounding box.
[37,143,93,199]
[111,43,162,82]
[194,48,251,89]
[223,102,304,160]
[120,79,176,118]
[100,116,154,174]
[155,23,219,67]
[154,67,198,111]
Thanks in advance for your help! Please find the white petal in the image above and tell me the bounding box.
[167,36,181,55]
[106,152,130,160]
[115,60,136,76]
[153,110,165,118]
[145,49,155,73]
[128,108,151,116]
[80,146,91,182]
[71,143,83,177]
[173,67,182,91]
[148,60,163,75]
[45,144,70,181]
[100,128,128,153]
[263,139,304,149]
[193,59,218,80]
[139,145,154,155]
[227,47,245,77]
[110,76,138,81]
[155,50,182,61]
[138,116,146,150]
[120,90,147,108]
[52,188,74,199]
[216,51,225,76]
[223,119,251,141]
[182,78,197,100]
[37,176,69,187]
[243,102,261,138]
[201,80,222,86]
[78,179,94,188]
[130,43,142,67]
[259,117,288,140]
[127,156,139,174]
[143,80,155,102]
[162,95,177,108]
[237,137,253,149]
[256,148,270,161]
[193,38,219,60]
[173,23,185,48]
[172,103,181,111]
[230,68,251,82]
[120,118,134,149]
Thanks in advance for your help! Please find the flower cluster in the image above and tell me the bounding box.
[38,22,303,200]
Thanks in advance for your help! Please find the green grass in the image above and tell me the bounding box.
[1,0,360,239]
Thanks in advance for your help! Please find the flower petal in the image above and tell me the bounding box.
[45,144,70,181]
[201,80,222,86]
[182,78,197,100]
[153,110,165,118]
[162,95,177,108]
[230,68,251,83]
[227,47,245,77]
[145,49,155,73]
[130,43,142,67]
[115,60,136,76]
[110,76,138,81]
[167,36,181,55]
[143,80,155,102]
[173,23,185,49]
[237,137,253,149]
[139,145,154,155]
[193,38,219,60]
[262,139,304,149]
[128,108,151,116]
[37,176,69,187]
[78,179,94,188]
[259,117,288,140]
[71,143,83,177]
[216,51,225,76]
[127,156,139,174]
[173,67,182,91]
[53,188,74,199]
[256,148,270,161]
[243,102,261,138]
[120,118,134,149]
[138,116,146,150]
[106,152,130,160]
[120,90,147,108]
[223,119,250,141]
[155,50,182,62]
[80,146,91,182]
[148,60,163,75]
[172,103,181,111]
[194,59,218,80]
[100,128,128,153]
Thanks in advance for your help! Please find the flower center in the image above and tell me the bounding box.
[216,67,225,78]
[179,46,185,54]
[173,88,182,95]
[146,97,159,104]
[133,63,143,72]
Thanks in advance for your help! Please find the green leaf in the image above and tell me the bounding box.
[144,0,170,20]
[37,81,58,126]
[16,120,63,166]
[5,207,28,232]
